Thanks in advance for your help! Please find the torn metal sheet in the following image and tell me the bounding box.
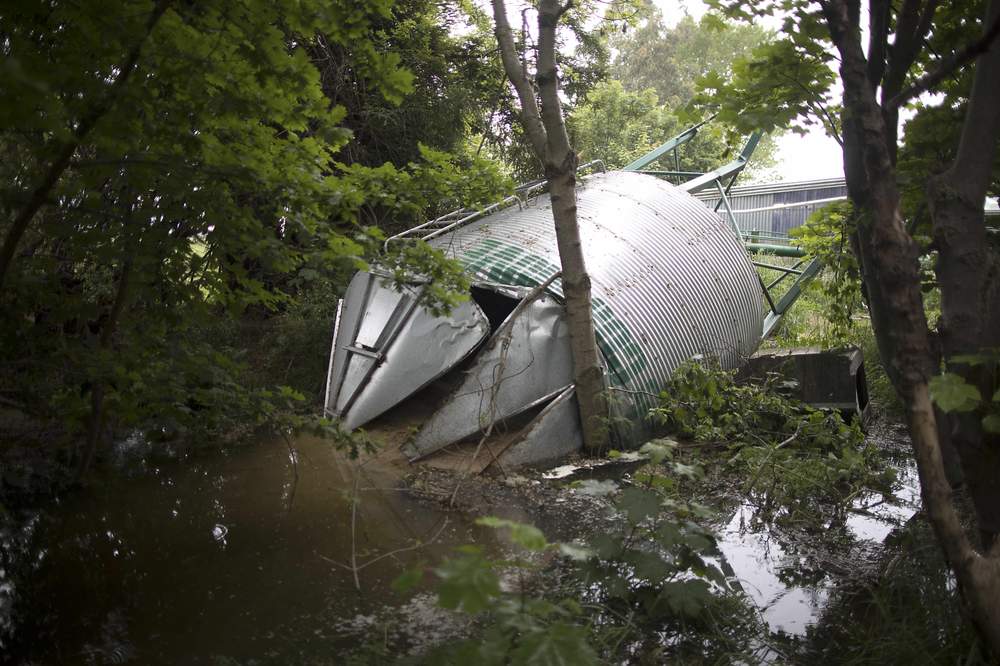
[402,292,573,461]
[495,385,582,469]
[324,271,490,430]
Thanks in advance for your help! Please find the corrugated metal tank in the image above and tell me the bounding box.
[429,170,765,438]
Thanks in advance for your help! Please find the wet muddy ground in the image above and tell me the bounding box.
[0,421,926,664]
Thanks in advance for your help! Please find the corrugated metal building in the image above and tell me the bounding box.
[428,170,765,415]
[696,177,848,237]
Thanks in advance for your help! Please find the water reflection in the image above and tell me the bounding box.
[3,436,496,664]
[1,434,924,662]
[715,457,921,637]
[717,503,832,635]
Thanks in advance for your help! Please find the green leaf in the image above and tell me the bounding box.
[661,579,713,618]
[509,623,598,666]
[618,487,662,524]
[984,414,1000,434]
[435,549,500,614]
[298,267,320,282]
[476,517,548,551]
[391,566,424,594]
[929,373,982,412]
[589,533,622,559]
[654,522,682,550]
[627,549,675,583]
[639,438,677,465]
[435,628,512,664]
[681,523,715,552]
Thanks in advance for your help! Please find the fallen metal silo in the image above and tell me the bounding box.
[324,167,765,468]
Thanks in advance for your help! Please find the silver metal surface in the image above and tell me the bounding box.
[402,293,573,460]
[430,170,764,437]
[322,299,343,418]
[325,271,491,429]
[326,169,767,462]
[383,161,607,251]
[496,386,582,469]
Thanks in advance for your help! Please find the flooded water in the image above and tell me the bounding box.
[715,456,921,637]
[1,432,923,663]
[548,449,923,639]
[2,436,498,664]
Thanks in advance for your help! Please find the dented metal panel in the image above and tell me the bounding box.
[496,385,581,469]
[325,271,491,429]
[325,169,765,463]
[402,292,573,460]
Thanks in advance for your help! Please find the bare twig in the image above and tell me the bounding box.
[744,422,804,493]
[281,432,299,513]
[774,69,844,146]
[492,0,547,156]
[326,457,451,591]
[350,471,361,590]
[775,424,803,450]
[607,386,661,401]
[320,518,450,574]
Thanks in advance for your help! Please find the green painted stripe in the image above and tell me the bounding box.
[455,238,654,407]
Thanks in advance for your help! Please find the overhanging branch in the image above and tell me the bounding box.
[0,0,171,292]
[888,9,1000,109]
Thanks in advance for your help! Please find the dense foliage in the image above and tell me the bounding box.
[0,0,783,482]
[5,1,987,660]
[567,10,778,175]
[0,0,510,477]
[402,443,759,664]
[383,362,901,663]
[567,80,740,172]
[611,13,770,110]
[650,359,891,520]
[698,0,1000,652]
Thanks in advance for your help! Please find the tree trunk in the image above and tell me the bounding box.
[79,384,107,479]
[77,253,133,479]
[490,0,609,450]
[547,159,609,449]
[927,0,1000,550]
[822,0,1000,654]
[908,385,1000,654]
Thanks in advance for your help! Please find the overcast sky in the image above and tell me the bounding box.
[653,0,846,183]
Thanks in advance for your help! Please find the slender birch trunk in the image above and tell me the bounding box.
[490,0,608,450]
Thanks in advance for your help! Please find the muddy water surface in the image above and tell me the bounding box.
[5,436,496,664]
[2,431,922,663]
